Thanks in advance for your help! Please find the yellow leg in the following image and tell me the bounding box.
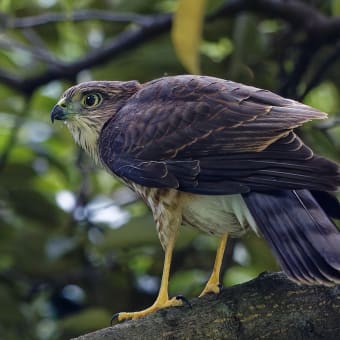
[117,232,182,321]
[199,234,228,297]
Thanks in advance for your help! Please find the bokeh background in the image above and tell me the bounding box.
[0,0,340,339]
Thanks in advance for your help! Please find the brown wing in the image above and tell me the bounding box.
[99,75,339,194]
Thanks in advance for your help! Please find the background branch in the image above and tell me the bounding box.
[300,40,340,100]
[0,13,172,95]
[2,0,340,97]
[8,10,158,28]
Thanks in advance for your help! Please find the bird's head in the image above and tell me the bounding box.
[51,80,140,162]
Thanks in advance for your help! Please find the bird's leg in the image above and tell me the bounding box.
[117,231,183,321]
[199,233,228,297]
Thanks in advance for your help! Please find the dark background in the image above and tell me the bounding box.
[0,1,339,339]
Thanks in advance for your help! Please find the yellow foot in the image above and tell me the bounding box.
[199,282,222,297]
[115,296,185,322]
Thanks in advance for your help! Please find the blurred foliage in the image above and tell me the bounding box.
[0,0,339,339]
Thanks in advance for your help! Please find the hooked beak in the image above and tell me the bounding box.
[51,98,67,123]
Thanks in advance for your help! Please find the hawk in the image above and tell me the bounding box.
[51,75,340,321]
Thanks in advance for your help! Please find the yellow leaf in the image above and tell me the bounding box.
[171,0,207,74]
[332,0,340,15]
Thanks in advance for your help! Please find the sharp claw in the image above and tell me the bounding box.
[217,283,223,290]
[110,296,190,324]
[110,313,120,326]
[176,294,192,309]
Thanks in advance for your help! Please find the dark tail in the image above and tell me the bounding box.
[243,189,340,286]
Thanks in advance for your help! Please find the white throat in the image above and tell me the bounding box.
[66,120,101,165]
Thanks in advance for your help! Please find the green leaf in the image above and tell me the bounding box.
[0,0,11,12]
[171,0,207,74]
[332,0,340,15]
[200,38,234,63]
[60,308,111,334]
[224,265,259,286]
[304,82,339,114]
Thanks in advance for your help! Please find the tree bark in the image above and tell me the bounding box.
[72,272,340,340]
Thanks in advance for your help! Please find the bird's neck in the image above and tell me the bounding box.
[66,120,102,165]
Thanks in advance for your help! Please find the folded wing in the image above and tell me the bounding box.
[99,75,339,194]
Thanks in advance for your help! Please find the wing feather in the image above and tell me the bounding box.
[99,75,339,194]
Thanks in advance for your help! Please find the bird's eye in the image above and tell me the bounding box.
[81,93,102,108]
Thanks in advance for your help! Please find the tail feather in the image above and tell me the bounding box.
[311,190,340,220]
[292,191,340,270]
[243,189,340,286]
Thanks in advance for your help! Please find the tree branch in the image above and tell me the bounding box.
[2,0,340,96]
[0,13,172,95]
[279,41,319,98]
[214,0,340,98]
[0,35,64,66]
[7,10,159,28]
[72,272,340,340]
[217,0,338,40]
[0,99,31,172]
[300,40,340,100]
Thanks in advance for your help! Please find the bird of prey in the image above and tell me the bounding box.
[51,75,340,321]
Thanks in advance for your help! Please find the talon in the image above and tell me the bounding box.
[114,296,184,322]
[109,233,188,323]
[199,282,221,297]
[110,313,119,326]
[217,283,223,290]
[176,294,192,309]
[199,234,228,297]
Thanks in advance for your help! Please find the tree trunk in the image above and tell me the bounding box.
[72,272,340,339]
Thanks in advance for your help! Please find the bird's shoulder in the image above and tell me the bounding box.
[112,75,325,132]
[101,75,325,158]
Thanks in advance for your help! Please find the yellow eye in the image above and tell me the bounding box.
[81,93,102,108]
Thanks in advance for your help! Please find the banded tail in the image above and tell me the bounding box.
[243,190,340,286]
